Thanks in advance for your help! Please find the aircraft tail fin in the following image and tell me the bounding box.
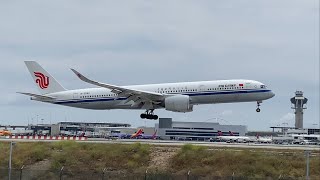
[24,61,66,94]
[151,130,157,139]
[217,130,223,136]
[136,129,143,136]
[131,128,143,138]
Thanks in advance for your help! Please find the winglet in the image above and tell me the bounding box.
[71,69,86,81]
[70,68,97,85]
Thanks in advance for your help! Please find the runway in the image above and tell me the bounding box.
[1,137,319,151]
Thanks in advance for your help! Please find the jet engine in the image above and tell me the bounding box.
[165,95,193,112]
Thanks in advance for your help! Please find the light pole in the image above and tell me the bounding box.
[305,150,311,180]
[8,141,16,180]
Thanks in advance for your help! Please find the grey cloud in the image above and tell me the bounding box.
[0,0,318,130]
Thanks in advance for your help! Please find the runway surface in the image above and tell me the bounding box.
[1,137,319,151]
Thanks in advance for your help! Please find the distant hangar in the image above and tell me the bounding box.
[156,118,247,140]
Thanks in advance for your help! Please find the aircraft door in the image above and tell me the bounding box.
[245,83,251,89]
[199,85,206,92]
[73,93,79,99]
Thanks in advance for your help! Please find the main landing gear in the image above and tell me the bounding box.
[256,101,261,112]
[140,110,158,120]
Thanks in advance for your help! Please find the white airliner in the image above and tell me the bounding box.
[256,135,273,143]
[216,131,251,143]
[19,61,275,120]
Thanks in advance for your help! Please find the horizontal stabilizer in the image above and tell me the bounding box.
[17,92,56,101]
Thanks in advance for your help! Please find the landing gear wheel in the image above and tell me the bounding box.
[153,115,158,120]
[256,101,262,112]
[140,114,147,119]
[140,110,159,120]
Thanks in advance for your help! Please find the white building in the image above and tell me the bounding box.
[156,118,247,140]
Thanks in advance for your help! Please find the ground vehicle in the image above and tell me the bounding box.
[0,129,12,136]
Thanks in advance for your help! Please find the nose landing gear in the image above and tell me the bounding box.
[256,101,261,112]
[140,109,158,120]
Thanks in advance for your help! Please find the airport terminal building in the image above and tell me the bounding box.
[3,119,247,140]
[1,122,132,137]
[156,118,247,140]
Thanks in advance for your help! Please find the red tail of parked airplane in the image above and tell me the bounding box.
[229,131,234,136]
[131,129,143,138]
[151,130,157,139]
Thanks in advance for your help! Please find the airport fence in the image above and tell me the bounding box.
[0,168,282,180]
[0,150,318,180]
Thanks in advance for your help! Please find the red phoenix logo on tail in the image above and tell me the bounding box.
[34,72,49,89]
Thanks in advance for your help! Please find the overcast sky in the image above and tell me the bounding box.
[0,0,319,131]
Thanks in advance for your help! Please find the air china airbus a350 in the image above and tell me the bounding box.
[19,61,275,120]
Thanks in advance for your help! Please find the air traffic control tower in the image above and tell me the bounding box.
[290,91,308,129]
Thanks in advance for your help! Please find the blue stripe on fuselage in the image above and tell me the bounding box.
[53,89,271,105]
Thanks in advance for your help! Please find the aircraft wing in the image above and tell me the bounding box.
[71,69,165,108]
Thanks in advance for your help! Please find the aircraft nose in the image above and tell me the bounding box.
[269,91,275,98]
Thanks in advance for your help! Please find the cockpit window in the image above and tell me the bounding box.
[260,85,266,89]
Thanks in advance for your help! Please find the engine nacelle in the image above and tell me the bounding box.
[165,95,193,113]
